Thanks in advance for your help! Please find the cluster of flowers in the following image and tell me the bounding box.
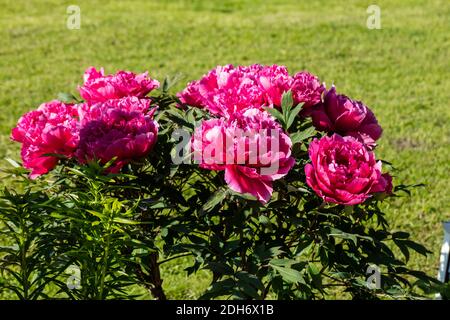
[179,64,392,205]
[11,64,392,206]
[11,67,160,178]
[178,64,325,117]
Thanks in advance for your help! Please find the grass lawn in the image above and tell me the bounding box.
[0,0,449,299]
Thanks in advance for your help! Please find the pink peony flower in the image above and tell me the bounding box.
[382,173,393,194]
[178,65,264,117]
[178,64,324,118]
[305,134,387,205]
[11,100,79,179]
[78,67,160,104]
[291,71,325,109]
[310,87,382,148]
[256,65,292,107]
[192,117,228,171]
[192,108,295,203]
[76,97,158,172]
[372,173,393,195]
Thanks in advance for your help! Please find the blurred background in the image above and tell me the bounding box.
[0,0,448,298]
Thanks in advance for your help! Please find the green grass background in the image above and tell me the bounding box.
[0,0,449,299]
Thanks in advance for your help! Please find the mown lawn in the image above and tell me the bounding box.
[0,0,448,299]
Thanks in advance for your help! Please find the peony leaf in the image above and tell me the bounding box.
[161,73,183,93]
[285,102,304,131]
[281,90,293,117]
[164,108,194,129]
[270,263,304,284]
[57,92,79,103]
[200,188,228,213]
[263,106,285,125]
[289,126,316,145]
[5,158,21,168]
[228,189,258,201]
[329,227,357,245]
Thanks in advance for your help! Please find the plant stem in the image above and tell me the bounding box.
[20,214,29,300]
[148,252,166,300]
[98,227,111,300]
[157,253,192,265]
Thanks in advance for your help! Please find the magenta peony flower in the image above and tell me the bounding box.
[291,71,325,109]
[78,67,160,104]
[11,100,79,179]
[372,173,394,195]
[178,65,265,117]
[178,64,324,118]
[192,117,228,171]
[310,87,382,148]
[192,108,295,203]
[76,97,158,172]
[305,134,387,205]
[256,65,292,107]
[382,173,393,194]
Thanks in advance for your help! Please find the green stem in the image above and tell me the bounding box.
[98,226,112,300]
[157,253,192,265]
[19,214,29,300]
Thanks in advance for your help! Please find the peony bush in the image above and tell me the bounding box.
[0,64,440,300]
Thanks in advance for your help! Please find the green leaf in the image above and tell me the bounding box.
[269,258,295,267]
[86,210,105,219]
[401,240,430,256]
[394,240,410,262]
[307,263,320,276]
[270,263,304,284]
[201,188,228,213]
[164,108,193,129]
[329,228,357,245]
[263,107,285,126]
[200,278,236,300]
[206,262,234,275]
[290,126,316,145]
[285,102,304,130]
[57,92,79,103]
[161,73,183,93]
[41,153,68,159]
[281,90,293,116]
[235,272,264,290]
[112,217,142,225]
[392,231,410,239]
[5,158,21,168]
[258,215,270,225]
[228,189,258,201]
